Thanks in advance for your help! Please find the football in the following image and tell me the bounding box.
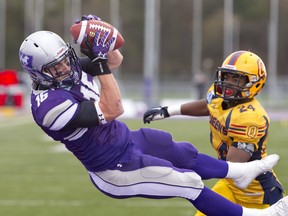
[70,19,124,51]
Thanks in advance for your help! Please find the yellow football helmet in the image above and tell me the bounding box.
[214,50,267,102]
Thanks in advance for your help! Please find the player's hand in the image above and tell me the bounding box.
[75,14,101,23]
[81,30,116,63]
[143,106,170,124]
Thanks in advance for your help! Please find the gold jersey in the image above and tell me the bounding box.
[208,96,268,161]
[206,87,283,205]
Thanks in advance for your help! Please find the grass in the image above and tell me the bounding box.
[0,115,287,216]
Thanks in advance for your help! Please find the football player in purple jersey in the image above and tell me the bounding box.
[18,15,287,216]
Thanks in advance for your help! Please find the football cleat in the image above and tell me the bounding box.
[261,195,288,216]
[233,154,279,189]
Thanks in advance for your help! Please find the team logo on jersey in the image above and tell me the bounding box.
[19,51,33,73]
[247,125,258,138]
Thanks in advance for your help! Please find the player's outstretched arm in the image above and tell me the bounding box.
[143,99,209,124]
[181,99,209,116]
[143,105,180,124]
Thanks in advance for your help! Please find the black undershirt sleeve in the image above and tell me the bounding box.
[62,101,100,130]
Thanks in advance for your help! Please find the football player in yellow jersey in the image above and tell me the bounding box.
[143,50,285,214]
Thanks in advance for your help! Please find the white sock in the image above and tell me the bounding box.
[225,161,240,178]
[242,207,263,216]
[242,206,275,216]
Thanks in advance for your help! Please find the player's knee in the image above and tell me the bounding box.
[140,166,204,189]
[140,128,173,148]
[140,166,174,179]
[178,172,204,189]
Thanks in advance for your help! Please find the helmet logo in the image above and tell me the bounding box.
[258,60,266,78]
[19,51,33,73]
[55,46,66,59]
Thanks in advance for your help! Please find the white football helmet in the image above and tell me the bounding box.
[19,31,81,88]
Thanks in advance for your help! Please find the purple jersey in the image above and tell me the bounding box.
[30,72,130,171]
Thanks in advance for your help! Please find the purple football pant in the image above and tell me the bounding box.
[89,127,204,200]
[88,128,242,216]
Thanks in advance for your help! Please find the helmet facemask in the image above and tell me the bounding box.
[214,68,252,102]
[42,44,81,89]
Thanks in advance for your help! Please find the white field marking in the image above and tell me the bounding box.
[0,199,191,208]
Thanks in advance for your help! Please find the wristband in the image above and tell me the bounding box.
[167,104,181,116]
[94,101,107,124]
[79,57,111,77]
[93,60,111,75]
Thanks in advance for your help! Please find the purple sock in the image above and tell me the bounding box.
[189,186,243,216]
[193,153,228,179]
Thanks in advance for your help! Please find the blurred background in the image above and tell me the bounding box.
[0,0,288,117]
[0,1,288,216]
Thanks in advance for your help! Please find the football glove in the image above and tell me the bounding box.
[80,30,115,75]
[143,106,170,124]
[81,30,115,62]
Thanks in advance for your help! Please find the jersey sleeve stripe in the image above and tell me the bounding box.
[64,128,88,141]
[50,103,78,130]
[43,99,74,127]
[229,127,246,132]
[228,130,246,135]
[230,124,247,129]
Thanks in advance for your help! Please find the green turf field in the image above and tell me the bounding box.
[0,115,287,216]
